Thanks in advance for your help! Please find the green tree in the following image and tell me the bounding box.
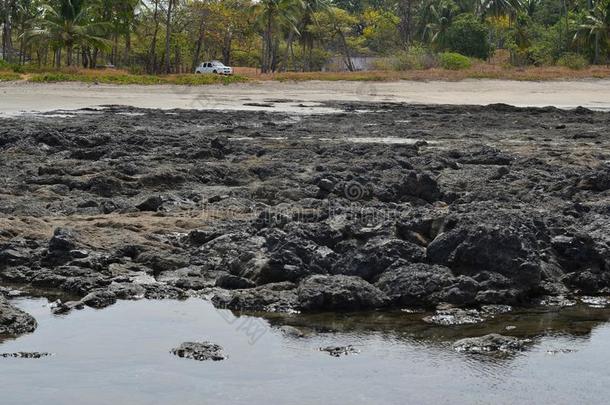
[576,0,610,63]
[418,0,458,48]
[308,6,359,70]
[362,7,400,53]
[445,12,492,58]
[254,0,302,73]
[26,0,110,67]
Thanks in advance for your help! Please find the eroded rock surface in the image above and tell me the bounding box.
[0,103,608,314]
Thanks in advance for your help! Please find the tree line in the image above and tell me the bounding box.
[1,0,609,74]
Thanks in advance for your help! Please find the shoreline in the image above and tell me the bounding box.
[2,79,610,115]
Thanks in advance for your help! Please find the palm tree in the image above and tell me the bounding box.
[25,0,109,67]
[398,0,414,45]
[577,0,610,64]
[253,0,302,73]
[520,0,540,17]
[418,0,458,47]
[297,0,330,71]
[481,0,523,19]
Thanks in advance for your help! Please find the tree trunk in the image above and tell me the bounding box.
[174,44,180,73]
[124,31,131,67]
[337,28,354,71]
[2,0,15,62]
[67,44,73,66]
[262,9,273,73]
[19,33,25,64]
[271,36,279,72]
[82,48,89,68]
[55,48,62,68]
[563,0,569,52]
[398,0,413,47]
[192,9,206,71]
[222,29,232,66]
[282,30,295,72]
[164,0,174,74]
[149,0,160,73]
[594,31,600,65]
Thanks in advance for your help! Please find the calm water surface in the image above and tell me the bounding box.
[1,297,610,405]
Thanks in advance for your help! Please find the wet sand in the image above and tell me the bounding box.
[1,79,610,114]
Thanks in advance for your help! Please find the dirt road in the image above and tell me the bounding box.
[1,79,610,114]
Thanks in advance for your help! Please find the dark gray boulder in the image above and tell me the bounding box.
[212,282,298,313]
[375,263,456,307]
[136,195,164,211]
[426,213,544,291]
[81,290,117,309]
[297,275,388,311]
[333,238,426,281]
[215,273,256,290]
[388,171,441,203]
[48,227,78,253]
[0,296,37,336]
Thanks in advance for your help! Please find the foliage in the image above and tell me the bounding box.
[2,0,609,75]
[439,51,472,69]
[373,44,438,70]
[361,7,400,53]
[418,0,459,48]
[0,72,21,81]
[25,0,111,67]
[574,0,610,64]
[556,52,589,69]
[446,13,492,59]
[27,70,248,85]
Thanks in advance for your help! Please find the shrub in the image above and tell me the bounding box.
[128,65,146,75]
[0,60,24,73]
[556,53,588,70]
[373,45,438,71]
[446,14,492,59]
[439,52,472,70]
[0,72,21,81]
[171,74,248,86]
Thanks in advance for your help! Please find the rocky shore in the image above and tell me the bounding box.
[0,102,609,337]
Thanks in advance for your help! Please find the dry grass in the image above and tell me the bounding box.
[24,68,248,85]
[244,64,610,82]
[0,211,247,250]
[2,62,610,86]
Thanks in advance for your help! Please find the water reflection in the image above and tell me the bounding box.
[1,297,610,405]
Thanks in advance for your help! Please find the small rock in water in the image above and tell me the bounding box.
[1,352,53,359]
[538,296,577,307]
[171,342,226,361]
[50,300,85,315]
[423,308,485,326]
[0,287,23,297]
[278,325,310,338]
[546,348,576,355]
[480,305,512,315]
[580,296,610,308]
[319,345,360,357]
[453,334,530,355]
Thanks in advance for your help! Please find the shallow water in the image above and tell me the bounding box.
[2,297,610,405]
